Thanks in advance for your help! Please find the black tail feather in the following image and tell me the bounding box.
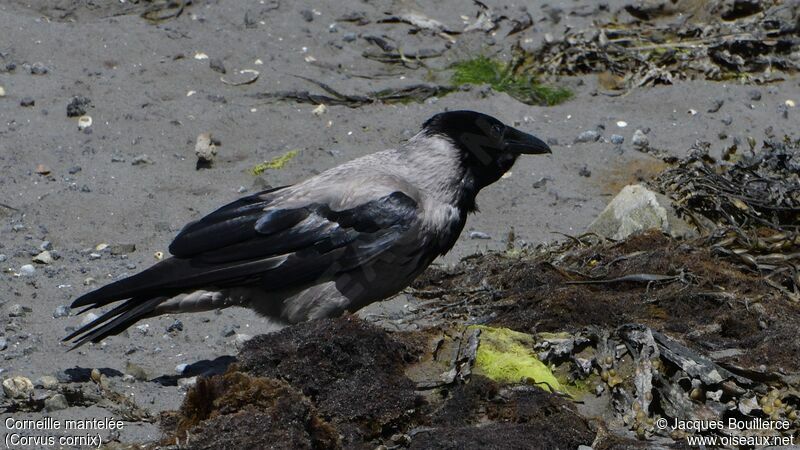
[64,297,165,351]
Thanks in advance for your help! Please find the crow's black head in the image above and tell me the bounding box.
[422,110,551,189]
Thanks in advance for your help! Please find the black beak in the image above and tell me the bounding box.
[503,126,552,155]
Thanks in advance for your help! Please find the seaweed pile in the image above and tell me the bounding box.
[525,0,800,87]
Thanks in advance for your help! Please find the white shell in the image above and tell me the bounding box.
[78,115,92,130]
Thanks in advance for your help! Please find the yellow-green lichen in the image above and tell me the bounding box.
[471,325,566,393]
[250,150,299,175]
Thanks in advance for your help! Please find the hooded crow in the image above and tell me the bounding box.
[64,110,551,349]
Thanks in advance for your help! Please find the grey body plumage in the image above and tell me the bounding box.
[64,111,551,349]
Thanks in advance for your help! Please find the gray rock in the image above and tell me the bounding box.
[135,324,150,335]
[20,97,35,107]
[209,58,226,74]
[68,166,82,174]
[80,312,99,327]
[0,337,6,351]
[53,305,70,318]
[748,89,762,101]
[39,241,52,251]
[35,375,59,390]
[30,62,48,75]
[167,319,184,333]
[44,393,69,411]
[631,129,649,148]
[8,304,31,317]
[587,184,704,240]
[0,254,6,263]
[32,250,53,264]
[131,154,153,165]
[299,9,314,22]
[175,363,188,375]
[575,130,601,143]
[221,325,237,337]
[110,243,136,255]
[2,376,34,399]
[469,231,491,240]
[578,166,591,177]
[125,362,148,381]
[343,32,357,42]
[88,253,101,260]
[610,134,624,145]
[66,96,91,117]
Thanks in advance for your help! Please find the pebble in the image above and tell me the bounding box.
[616,120,627,128]
[125,362,149,381]
[178,376,198,390]
[748,90,762,101]
[575,130,601,143]
[68,166,82,174]
[77,115,92,130]
[578,166,592,177]
[0,254,6,263]
[20,97,35,107]
[39,241,52,251]
[0,337,6,351]
[2,376,34,399]
[469,231,491,240]
[53,305,70,318]
[19,264,36,276]
[167,320,184,333]
[80,312,99,327]
[135,324,150,335]
[209,58,226,74]
[110,243,136,255]
[0,86,5,97]
[35,375,59,390]
[44,393,69,411]
[66,96,91,117]
[221,325,237,337]
[195,133,218,165]
[8,304,31,317]
[88,253,101,260]
[343,32,357,42]
[300,9,314,22]
[30,62,48,75]
[175,363,188,375]
[132,154,153,165]
[32,250,53,264]
[787,100,796,108]
[631,129,649,148]
[610,134,624,145]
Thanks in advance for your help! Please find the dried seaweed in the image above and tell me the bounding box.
[522,2,800,87]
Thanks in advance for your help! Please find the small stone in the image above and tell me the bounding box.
[312,104,327,116]
[88,253,101,260]
[44,393,69,411]
[125,362,149,381]
[135,324,150,335]
[20,97,35,107]
[8,304,31,317]
[178,376,198,390]
[53,305,70,318]
[2,376,34,399]
[343,32,357,42]
[68,166,82,174]
[0,337,6,351]
[221,325,237,337]
[175,363,188,375]
[34,164,51,175]
[35,375,59,390]
[748,90,762,101]
[469,231,491,240]
[209,58,227,74]
[631,129,649,148]
[195,133,217,166]
[32,250,53,264]
[0,254,6,263]
[167,320,184,333]
[787,99,796,108]
[81,312,99,327]
[0,86,5,97]
[132,154,153,165]
[39,241,52,251]
[19,264,36,276]
[66,96,91,117]
[575,130,601,143]
[300,9,314,22]
[84,277,96,285]
[578,166,592,177]
[30,62,48,75]
[110,243,136,255]
[610,134,624,145]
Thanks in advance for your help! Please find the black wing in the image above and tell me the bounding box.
[64,189,419,347]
